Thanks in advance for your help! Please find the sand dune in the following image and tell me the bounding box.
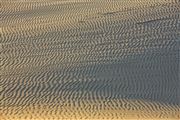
[1,0,180,120]
[1,99,179,120]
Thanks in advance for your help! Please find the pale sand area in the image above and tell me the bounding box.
[1,99,180,120]
[1,0,180,120]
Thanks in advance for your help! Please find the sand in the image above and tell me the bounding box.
[1,0,180,119]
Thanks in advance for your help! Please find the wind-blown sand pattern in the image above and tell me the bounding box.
[1,0,180,120]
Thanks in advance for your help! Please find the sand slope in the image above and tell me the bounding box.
[1,0,180,119]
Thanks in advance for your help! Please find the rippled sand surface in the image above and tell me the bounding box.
[1,0,180,120]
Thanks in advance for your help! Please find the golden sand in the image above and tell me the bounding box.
[1,0,180,120]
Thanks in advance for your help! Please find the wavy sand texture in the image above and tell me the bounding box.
[1,0,180,120]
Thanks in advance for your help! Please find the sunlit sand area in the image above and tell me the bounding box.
[1,0,180,120]
[1,99,180,120]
